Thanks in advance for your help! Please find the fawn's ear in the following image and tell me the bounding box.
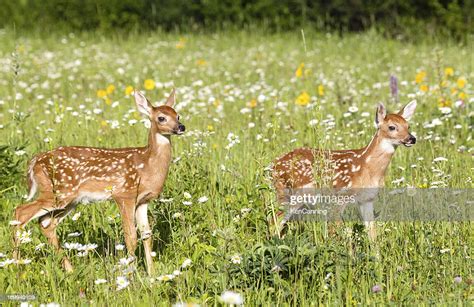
[134,90,153,116]
[398,100,417,121]
[375,103,386,127]
[165,88,176,107]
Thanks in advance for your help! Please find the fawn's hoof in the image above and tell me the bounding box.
[146,267,155,276]
[62,257,74,272]
[13,249,20,260]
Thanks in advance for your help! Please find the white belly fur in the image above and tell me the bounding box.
[73,192,112,204]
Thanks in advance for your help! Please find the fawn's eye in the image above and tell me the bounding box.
[389,125,396,131]
[158,116,166,123]
[177,115,180,121]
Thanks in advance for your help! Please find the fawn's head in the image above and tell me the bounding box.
[375,101,417,147]
[134,89,185,135]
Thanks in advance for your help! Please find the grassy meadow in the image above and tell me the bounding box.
[0,30,472,305]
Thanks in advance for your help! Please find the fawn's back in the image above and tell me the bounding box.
[29,146,151,205]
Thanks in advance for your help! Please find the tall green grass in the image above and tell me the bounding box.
[0,30,472,305]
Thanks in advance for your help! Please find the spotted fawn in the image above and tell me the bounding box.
[272,101,417,239]
[13,89,185,275]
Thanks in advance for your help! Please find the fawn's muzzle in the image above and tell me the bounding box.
[175,124,185,135]
[403,134,416,147]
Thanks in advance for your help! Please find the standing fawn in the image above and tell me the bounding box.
[272,101,417,239]
[12,89,185,275]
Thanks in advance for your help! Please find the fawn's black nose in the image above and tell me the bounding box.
[178,124,185,132]
[403,134,416,147]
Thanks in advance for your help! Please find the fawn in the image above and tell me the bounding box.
[12,89,184,275]
[272,101,417,239]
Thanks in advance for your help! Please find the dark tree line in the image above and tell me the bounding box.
[1,0,472,39]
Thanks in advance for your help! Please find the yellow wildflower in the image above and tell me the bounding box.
[247,99,257,108]
[415,71,426,84]
[176,37,186,49]
[125,86,134,96]
[213,99,220,107]
[96,89,107,98]
[104,97,112,105]
[295,63,304,78]
[444,67,454,77]
[420,85,429,92]
[458,92,466,100]
[106,84,115,95]
[437,98,452,108]
[207,125,214,131]
[196,59,207,66]
[437,100,443,108]
[318,85,325,96]
[457,77,466,89]
[451,87,458,95]
[440,80,448,88]
[144,79,155,90]
[100,120,108,127]
[295,91,310,106]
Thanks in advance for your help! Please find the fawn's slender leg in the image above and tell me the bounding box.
[283,185,311,222]
[38,209,74,272]
[13,196,56,259]
[14,169,56,228]
[268,180,289,238]
[115,197,138,257]
[359,201,376,241]
[14,197,57,227]
[136,203,154,275]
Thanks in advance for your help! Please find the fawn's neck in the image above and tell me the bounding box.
[133,125,173,203]
[359,130,396,179]
[145,127,172,168]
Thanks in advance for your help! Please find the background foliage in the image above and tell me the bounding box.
[0,0,473,40]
